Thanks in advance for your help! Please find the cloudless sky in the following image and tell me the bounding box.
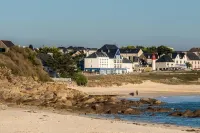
[0,0,200,50]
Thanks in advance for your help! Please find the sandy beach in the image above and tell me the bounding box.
[74,81,200,97]
[0,107,198,133]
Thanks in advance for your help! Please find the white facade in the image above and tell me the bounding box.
[122,63,133,73]
[173,54,187,69]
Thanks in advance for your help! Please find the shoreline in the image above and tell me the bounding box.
[0,106,199,133]
[74,81,200,97]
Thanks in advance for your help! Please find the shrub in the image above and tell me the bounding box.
[73,73,88,86]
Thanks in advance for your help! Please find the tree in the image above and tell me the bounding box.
[47,53,76,78]
[29,44,34,50]
[121,45,135,49]
[186,62,192,69]
[157,45,173,56]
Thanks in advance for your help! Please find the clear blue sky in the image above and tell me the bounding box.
[0,0,200,50]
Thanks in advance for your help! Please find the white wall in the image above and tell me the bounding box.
[122,63,133,73]
[84,58,99,68]
[173,54,187,68]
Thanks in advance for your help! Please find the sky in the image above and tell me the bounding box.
[0,0,200,50]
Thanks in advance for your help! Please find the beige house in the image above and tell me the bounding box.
[0,40,15,52]
[186,52,200,70]
[120,49,143,61]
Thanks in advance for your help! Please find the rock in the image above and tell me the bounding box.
[0,104,8,110]
[169,111,182,117]
[154,100,162,104]
[108,97,117,102]
[182,110,194,117]
[65,100,73,107]
[193,110,200,117]
[84,98,96,104]
[140,98,162,105]
[122,108,141,115]
[91,104,103,111]
[146,107,171,113]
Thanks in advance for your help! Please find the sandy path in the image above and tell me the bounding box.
[74,81,200,97]
[0,108,192,133]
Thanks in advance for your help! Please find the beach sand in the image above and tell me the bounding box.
[74,81,200,97]
[0,107,196,133]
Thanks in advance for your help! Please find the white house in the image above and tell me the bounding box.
[156,55,175,71]
[171,53,187,69]
[84,44,133,74]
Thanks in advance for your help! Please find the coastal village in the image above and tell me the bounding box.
[0,39,200,133]
[0,40,200,78]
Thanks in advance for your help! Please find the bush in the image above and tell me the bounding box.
[73,73,88,86]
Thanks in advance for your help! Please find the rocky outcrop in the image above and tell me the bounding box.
[139,98,163,105]
[169,110,200,118]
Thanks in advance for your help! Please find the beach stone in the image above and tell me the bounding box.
[84,98,96,104]
[146,107,171,113]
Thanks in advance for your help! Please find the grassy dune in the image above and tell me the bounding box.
[87,72,200,87]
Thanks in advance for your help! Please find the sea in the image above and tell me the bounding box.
[90,96,200,128]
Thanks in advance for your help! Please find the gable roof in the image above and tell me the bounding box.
[86,52,108,58]
[1,40,15,47]
[171,53,185,59]
[156,55,174,62]
[187,52,200,60]
[122,58,132,63]
[97,44,119,58]
[120,48,140,54]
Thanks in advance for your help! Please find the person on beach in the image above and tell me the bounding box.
[136,90,139,96]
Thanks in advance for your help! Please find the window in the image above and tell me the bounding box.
[176,61,178,64]
[180,61,182,64]
[114,60,116,63]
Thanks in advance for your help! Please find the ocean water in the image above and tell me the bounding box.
[92,96,200,128]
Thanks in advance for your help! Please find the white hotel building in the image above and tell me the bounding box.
[84,44,133,74]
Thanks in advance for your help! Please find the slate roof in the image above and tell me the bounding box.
[156,55,174,62]
[122,58,132,63]
[86,52,107,58]
[120,48,140,54]
[97,44,119,58]
[187,52,200,60]
[1,40,15,47]
[143,53,159,59]
[189,48,200,52]
[171,53,185,59]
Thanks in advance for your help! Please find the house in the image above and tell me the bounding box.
[186,52,200,70]
[84,44,133,74]
[58,47,68,54]
[37,53,58,77]
[86,48,97,57]
[0,40,15,52]
[143,53,159,65]
[189,48,200,58]
[156,55,175,71]
[171,52,187,69]
[120,48,143,61]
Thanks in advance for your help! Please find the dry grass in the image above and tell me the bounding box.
[0,46,51,82]
[87,72,200,87]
